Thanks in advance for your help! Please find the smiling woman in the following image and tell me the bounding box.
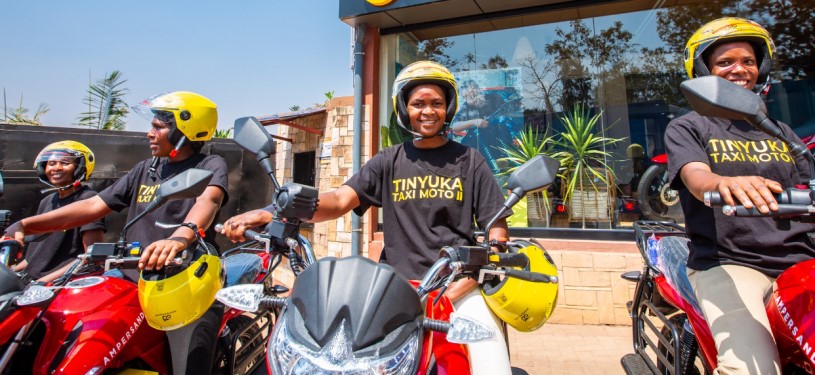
[406,84,448,147]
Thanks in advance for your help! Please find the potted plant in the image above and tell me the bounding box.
[550,104,624,228]
[495,125,559,227]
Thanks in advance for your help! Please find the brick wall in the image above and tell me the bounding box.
[270,101,373,287]
[541,239,643,326]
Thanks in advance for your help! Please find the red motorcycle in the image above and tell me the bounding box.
[215,148,561,373]
[622,76,815,374]
[636,154,682,222]
[0,168,292,374]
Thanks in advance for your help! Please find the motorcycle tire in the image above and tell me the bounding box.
[637,164,683,222]
[213,314,264,375]
[657,315,704,375]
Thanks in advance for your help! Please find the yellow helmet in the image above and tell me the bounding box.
[135,91,218,143]
[138,252,224,331]
[34,140,95,187]
[626,143,644,159]
[392,60,459,137]
[481,239,559,332]
[684,17,775,86]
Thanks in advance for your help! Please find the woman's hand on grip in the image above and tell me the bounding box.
[221,209,273,243]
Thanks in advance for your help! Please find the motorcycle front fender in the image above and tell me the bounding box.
[46,306,168,375]
[414,281,470,375]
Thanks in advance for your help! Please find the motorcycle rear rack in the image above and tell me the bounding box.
[633,221,687,275]
[630,296,684,375]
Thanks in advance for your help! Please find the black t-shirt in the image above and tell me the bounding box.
[665,111,815,277]
[97,154,229,248]
[345,141,509,280]
[25,186,106,279]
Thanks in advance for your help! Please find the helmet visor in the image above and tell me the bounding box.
[36,150,79,167]
[131,93,177,125]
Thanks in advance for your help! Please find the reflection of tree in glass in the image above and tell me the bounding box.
[545,21,596,110]
[481,55,509,70]
[656,1,814,80]
[521,20,638,112]
[625,46,685,105]
[759,0,815,80]
[417,38,459,69]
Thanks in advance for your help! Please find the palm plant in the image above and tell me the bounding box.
[495,125,556,175]
[3,94,49,126]
[550,104,624,228]
[214,128,233,139]
[76,70,129,130]
[495,125,559,227]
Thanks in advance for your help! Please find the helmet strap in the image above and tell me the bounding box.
[39,177,83,195]
[148,156,160,179]
[169,137,186,159]
[758,82,771,96]
[410,124,451,141]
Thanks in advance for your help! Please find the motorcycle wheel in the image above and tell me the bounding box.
[637,164,683,222]
[213,315,264,375]
[657,315,704,375]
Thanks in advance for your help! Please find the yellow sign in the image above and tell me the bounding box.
[367,0,395,6]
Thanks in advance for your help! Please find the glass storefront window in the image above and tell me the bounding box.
[380,0,815,230]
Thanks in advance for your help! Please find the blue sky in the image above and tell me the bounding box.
[1,1,353,133]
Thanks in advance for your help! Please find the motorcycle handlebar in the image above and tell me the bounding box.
[504,268,558,283]
[491,252,529,268]
[704,188,812,207]
[214,223,265,243]
[704,189,815,217]
[721,204,814,217]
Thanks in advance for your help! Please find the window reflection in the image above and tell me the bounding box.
[386,0,815,230]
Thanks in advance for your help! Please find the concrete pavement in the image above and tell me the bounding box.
[509,323,631,374]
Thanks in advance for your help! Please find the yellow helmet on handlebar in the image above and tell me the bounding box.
[138,250,224,331]
[481,239,558,332]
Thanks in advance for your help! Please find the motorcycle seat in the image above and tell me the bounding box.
[223,253,263,287]
[657,236,703,314]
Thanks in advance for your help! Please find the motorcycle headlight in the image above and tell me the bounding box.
[267,314,420,374]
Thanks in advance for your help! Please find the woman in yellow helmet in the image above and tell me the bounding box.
[10,140,105,283]
[222,60,515,374]
[666,18,813,374]
[5,91,229,374]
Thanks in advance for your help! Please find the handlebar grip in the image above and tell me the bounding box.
[722,204,813,217]
[214,223,263,242]
[703,191,723,207]
[705,188,812,207]
[243,229,262,242]
[504,269,558,283]
[491,252,529,268]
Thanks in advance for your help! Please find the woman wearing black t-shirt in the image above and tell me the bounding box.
[666,18,815,374]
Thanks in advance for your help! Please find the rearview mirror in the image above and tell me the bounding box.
[680,75,766,123]
[123,168,213,232]
[234,117,276,156]
[505,155,560,195]
[153,168,214,206]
